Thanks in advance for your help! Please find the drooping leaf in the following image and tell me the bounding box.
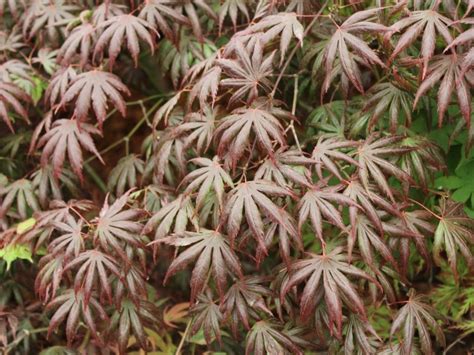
[107,155,144,197]
[60,70,130,127]
[37,119,103,181]
[433,198,474,277]
[94,14,156,68]
[245,320,303,355]
[224,180,298,254]
[323,9,388,93]
[46,289,108,346]
[0,81,30,132]
[282,247,377,336]
[217,40,275,106]
[162,229,243,301]
[390,289,446,355]
[180,156,234,209]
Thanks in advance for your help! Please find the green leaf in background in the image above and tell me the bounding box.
[0,244,33,270]
[436,159,474,207]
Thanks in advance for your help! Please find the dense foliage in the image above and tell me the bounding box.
[1,0,474,354]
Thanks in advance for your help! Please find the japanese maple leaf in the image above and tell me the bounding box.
[390,290,446,355]
[311,136,359,180]
[168,0,217,42]
[239,12,304,64]
[0,178,39,219]
[46,289,108,346]
[221,276,272,335]
[190,291,223,344]
[57,23,95,68]
[387,10,454,77]
[282,247,378,337]
[63,249,121,305]
[45,66,76,109]
[215,98,293,169]
[38,119,103,181]
[139,0,190,42]
[94,192,144,261]
[107,154,144,196]
[22,0,77,41]
[218,40,275,106]
[433,199,474,277]
[174,107,216,154]
[143,193,199,242]
[218,0,249,32]
[49,215,84,259]
[0,81,30,132]
[224,180,298,253]
[60,70,130,126]
[162,229,243,301]
[355,135,413,201]
[255,148,314,188]
[245,320,304,355]
[323,9,389,93]
[180,156,234,209]
[414,54,472,128]
[363,82,414,133]
[298,182,359,244]
[94,14,156,68]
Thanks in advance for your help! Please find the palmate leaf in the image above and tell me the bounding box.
[298,182,358,245]
[139,0,190,42]
[57,23,95,68]
[215,98,293,169]
[218,0,249,31]
[311,136,359,180]
[390,290,446,355]
[107,154,144,197]
[0,178,39,219]
[343,314,381,355]
[94,192,144,261]
[240,12,304,64]
[387,10,453,76]
[433,199,474,277]
[174,107,216,154]
[94,14,156,68]
[22,0,77,41]
[44,66,76,109]
[414,54,472,128]
[60,70,130,126]
[323,9,388,93]
[49,215,84,259]
[0,81,30,132]
[245,320,304,355]
[162,229,243,301]
[107,298,159,353]
[0,60,32,83]
[398,135,445,190]
[218,40,275,106]
[224,180,298,254]
[170,0,217,42]
[143,193,198,241]
[255,148,313,188]
[46,289,108,346]
[282,247,377,336]
[91,2,126,26]
[387,209,433,275]
[221,275,272,335]
[38,119,103,181]
[190,290,223,345]
[188,66,221,109]
[355,135,413,201]
[351,214,398,270]
[363,82,414,132]
[31,164,77,208]
[180,156,234,209]
[63,249,121,305]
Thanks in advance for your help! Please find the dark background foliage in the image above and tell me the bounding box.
[0,0,474,354]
